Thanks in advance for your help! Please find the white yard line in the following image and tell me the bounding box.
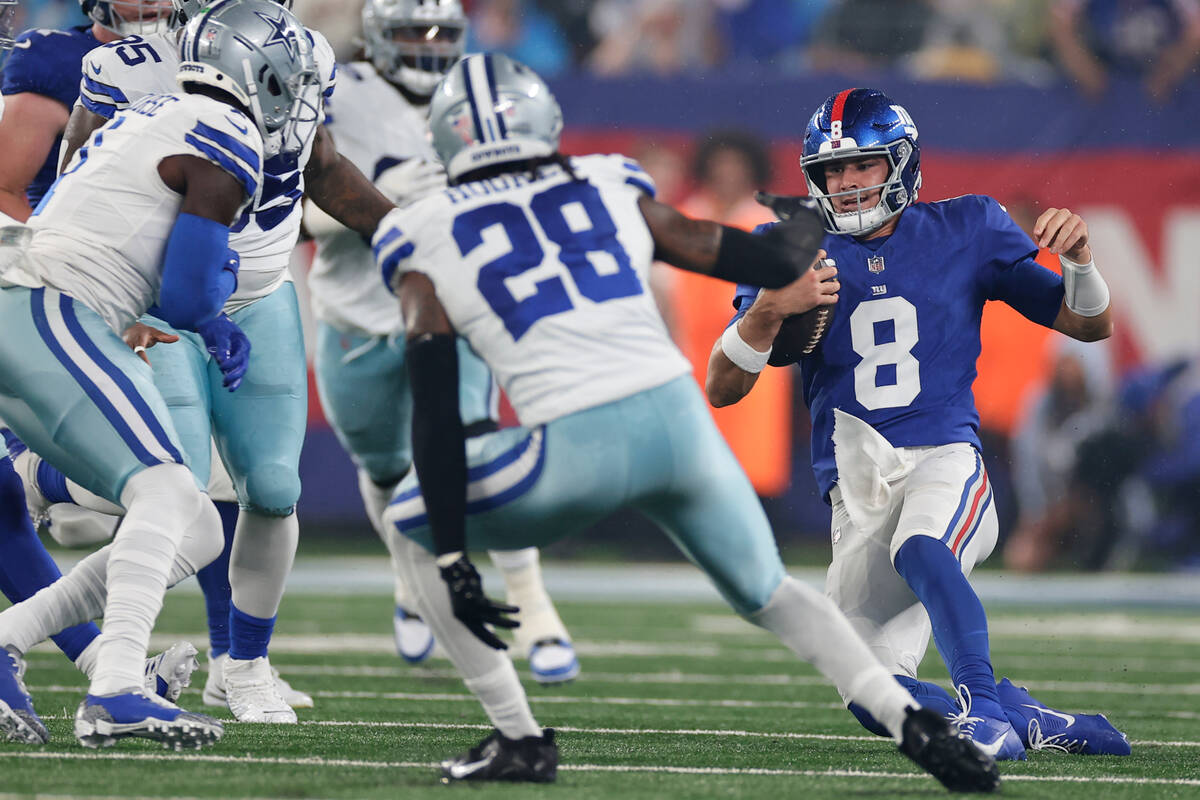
[0,750,1198,787]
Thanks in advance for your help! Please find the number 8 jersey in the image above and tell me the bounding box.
[375,155,691,427]
[731,195,1067,500]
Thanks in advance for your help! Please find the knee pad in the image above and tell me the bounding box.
[241,462,301,516]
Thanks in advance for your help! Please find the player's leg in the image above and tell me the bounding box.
[313,323,432,658]
[0,287,223,748]
[889,444,1025,760]
[210,285,308,722]
[0,431,104,668]
[195,452,238,694]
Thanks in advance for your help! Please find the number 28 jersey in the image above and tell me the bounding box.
[78,30,336,311]
[376,155,691,427]
[731,195,1066,499]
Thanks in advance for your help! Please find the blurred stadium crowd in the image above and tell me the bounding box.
[6,0,1199,573]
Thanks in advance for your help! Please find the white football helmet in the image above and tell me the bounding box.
[362,0,466,97]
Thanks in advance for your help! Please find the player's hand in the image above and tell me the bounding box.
[754,191,818,222]
[376,158,447,209]
[196,314,251,391]
[754,251,839,320]
[1033,207,1091,261]
[438,555,520,650]
[123,322,180,366]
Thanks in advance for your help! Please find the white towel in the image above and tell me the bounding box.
[831,408,913,533]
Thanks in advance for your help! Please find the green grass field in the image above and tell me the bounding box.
[3,562,1200,799]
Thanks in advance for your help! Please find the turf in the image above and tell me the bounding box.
[3,573,1200,799]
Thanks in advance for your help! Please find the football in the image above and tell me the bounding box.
[768,302,836,366]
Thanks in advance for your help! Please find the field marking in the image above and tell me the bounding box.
[36,715,1197,748]
[1,750,1198,787]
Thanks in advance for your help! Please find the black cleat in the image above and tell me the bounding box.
[899,707,1000,793]
[440,727,557,783]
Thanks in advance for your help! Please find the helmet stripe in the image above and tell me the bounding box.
[459,58,487,143]
[484,53,507,139]
[830,87,856,129]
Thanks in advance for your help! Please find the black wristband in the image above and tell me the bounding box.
[406,332,467,557]
[713,226,804,289]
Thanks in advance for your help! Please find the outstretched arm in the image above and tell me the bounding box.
[1033,207,1112,342]
[304,125,396,238]
[0,93,68,221]
[398,271,518,649]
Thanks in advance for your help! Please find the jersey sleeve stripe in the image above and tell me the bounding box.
[183,133,260,199]
[625,176,655,197]
[79,91,118,118]
[373,227,415,292]
[190,121,262,174]
[82,74,129,104]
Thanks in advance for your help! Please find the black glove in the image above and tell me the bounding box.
[754,191,819,222]
[439,555,520,650]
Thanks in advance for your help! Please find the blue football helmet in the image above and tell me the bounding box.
[801,88,921,236]
[80,0,175,35]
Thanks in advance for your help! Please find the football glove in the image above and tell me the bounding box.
[376,158,447,209]
[438,555,520,650]
[196,314,251,392]
[754,191,820,222]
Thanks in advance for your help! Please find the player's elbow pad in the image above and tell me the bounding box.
[1060,254,1110,317]
[157,213,236,330]
[711,226,802,289]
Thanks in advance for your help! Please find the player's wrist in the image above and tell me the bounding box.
[720,320,772,374]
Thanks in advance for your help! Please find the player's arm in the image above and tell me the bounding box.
[304,125,396,238]
[398,271,518,650]
[1034,207,1113,342]
[0,93,68,220]
[638,194,823,289]
[60,103,109,173]
[705,259,839,407]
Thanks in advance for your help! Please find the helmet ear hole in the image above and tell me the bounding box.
[267,75,282,96]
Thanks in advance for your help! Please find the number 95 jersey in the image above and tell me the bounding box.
[376,155,691,427]
[732,195,1066,499]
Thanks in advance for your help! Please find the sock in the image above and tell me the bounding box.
[749,576,916,741]
[849,675,960,737]
[357,470,414,608]
[195,501,237,657]
[228,510,298,619]
[228,605,276,661]
[35,459,72,504]
[488,548,569,655]
[893,536,1004,720]
[90,465,199,696]
[392,532,540,738]
[0,455,102,661]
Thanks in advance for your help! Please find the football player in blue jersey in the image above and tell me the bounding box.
[0,0,173,220]
[371,56,999,792]
[706,88,1129,760]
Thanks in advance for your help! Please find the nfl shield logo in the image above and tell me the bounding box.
[867,255,885,273]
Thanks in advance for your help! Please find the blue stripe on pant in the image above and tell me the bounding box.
[0,286,187,504]
[385,376,786,616]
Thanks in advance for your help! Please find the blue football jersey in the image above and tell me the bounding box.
[729,195,1065,499]
[0,25,101,206]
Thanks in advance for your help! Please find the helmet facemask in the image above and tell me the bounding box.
[364,0,466,97]
[243,59,321,158]
[0,0,18,50]
[93,0,176,35]
[801,139,918,236]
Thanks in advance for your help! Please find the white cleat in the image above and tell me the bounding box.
[528,639,580,685]
[393,606,435,664]
[203,652,312,710]
[221,656,297,724]
[143,641,199,703]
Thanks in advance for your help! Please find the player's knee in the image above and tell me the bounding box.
[242,462,301,517]
[359,452,410,487]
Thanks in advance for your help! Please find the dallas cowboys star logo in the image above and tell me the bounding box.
[256,10,300,61]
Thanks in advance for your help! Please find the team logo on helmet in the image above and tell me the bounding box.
[256,10,301,61]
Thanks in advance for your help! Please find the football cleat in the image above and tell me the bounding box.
[951,685,1027,761]
[440,727,557,783]
[899,707,1000,793]
[528,639,579,685]
[143,641,199,703]
[997,677,1131,756]
[0,646,49,744]
[74,689,222,750]
[221,656,297,723]
[203,652,313,710]
[394,606,435,664]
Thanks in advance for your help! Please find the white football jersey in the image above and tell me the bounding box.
[307,61,438,337]
[77,29,336,312]
[9,92,263,333]
[377,155,692,427]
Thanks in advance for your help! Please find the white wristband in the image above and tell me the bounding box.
[435,551,464,568]
[721,321,772,373]
[1059,254,1110,317]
